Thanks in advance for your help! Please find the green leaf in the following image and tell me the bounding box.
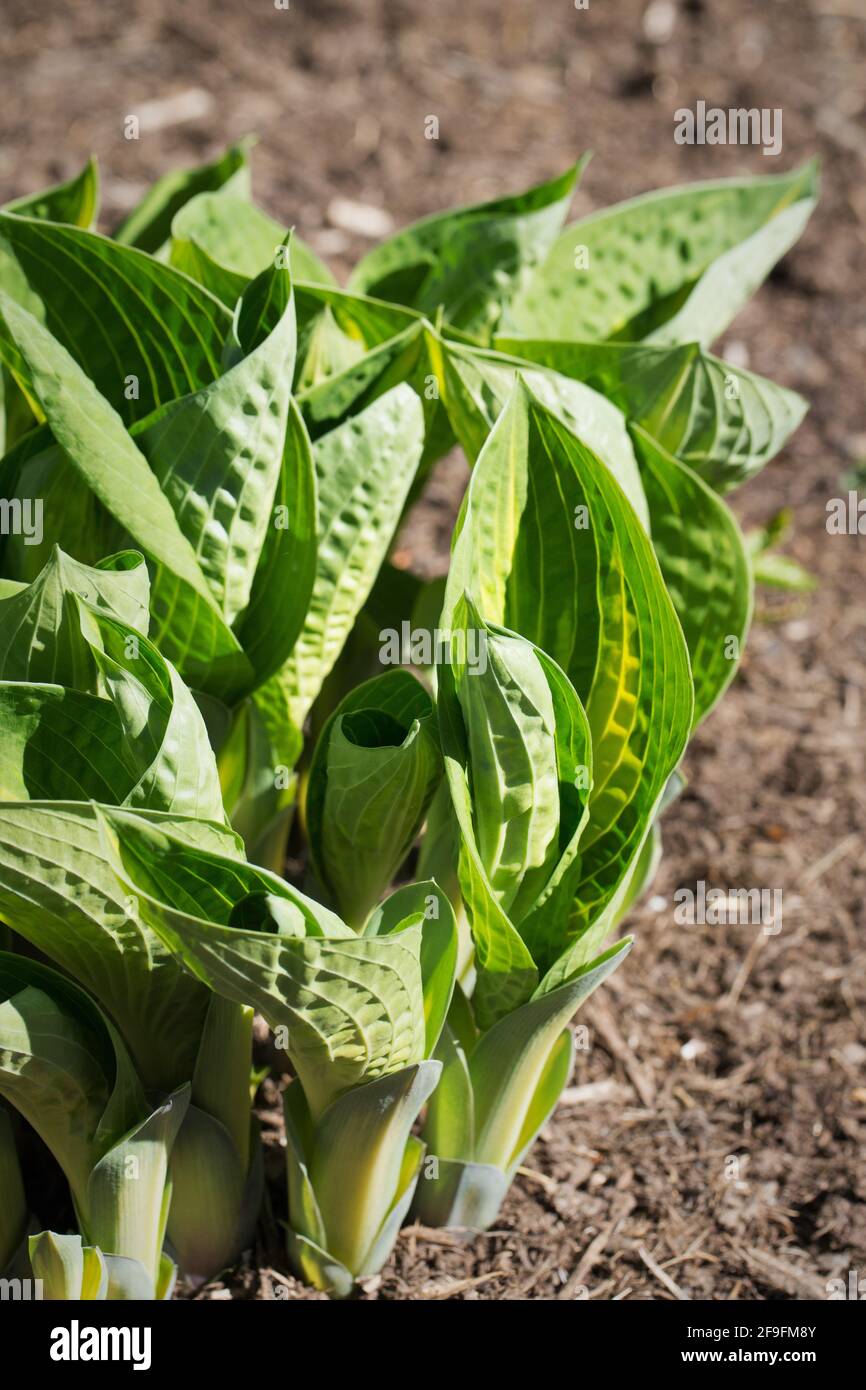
[307,671,442,927]
[295,283,422,356]
[436,596,594,1024]
[275,383,425,726]
[218,683,301,871]
[349,162,586,338]
[616,820,663,922]
[4,158,99,229]
[0,802,241,1090]
[506,161,818,344]
[132,253,297,625]
[96,806,428,1118]
[470,937,631,1172]
[298,319,454,492]
[437,337,649,527]
[0,213,229,421]
[0,428,124,583]
[298,320,425,436]
[454,605,561,920]
[444,381,693,966]
[228,236,292,359]
[114,141,252,253]
[648,192,818,348]
[364,879,458,1058]
[0,588,226,819]
[0,547,150,688]
[0,293,251,700]
[415,779,461,915]
[495,335,807,493]
[229,399,318,690]
[170,191,336,292]
[82,605,227,818]
[0,684,140,805]
[0,951,147,1216]
[0,1106,27,1270]
[421,1013,475,1165]
[745,509,817,591]
[630,425,753,725]
[0,362,36,455]
[296,305,367,391]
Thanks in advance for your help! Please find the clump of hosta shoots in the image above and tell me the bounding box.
[0,143,815,1294]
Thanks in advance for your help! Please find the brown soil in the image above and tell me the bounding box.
[1,0,864,1301]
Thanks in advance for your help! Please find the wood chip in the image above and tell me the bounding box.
[588,998,657,1108]
[135,89,214,132]
[419,1272,504,1299]
[638,1244,690,1300]
[399,1222,463,1248]
[738,1246,827,1299]
[327,197,394,239]
[558,1192,636,1299]
[516,1164,558,1194]
[559,1079,633,1106]
[801,832,860,885]
[722,931,768,1011]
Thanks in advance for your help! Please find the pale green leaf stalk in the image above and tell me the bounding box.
[97,806,457,1295]
[415,940,632,1229]
[285,1060,440,1295]
[417,598,633,1228]
[29,1231,177,1301]
[153,994,258,1285]
[0,953,188,1298]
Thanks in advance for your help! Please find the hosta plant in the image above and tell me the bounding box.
[0,549,259,1284]
[0,143,816,1294]
[97,807,457,1296]
[0,952,187,1299]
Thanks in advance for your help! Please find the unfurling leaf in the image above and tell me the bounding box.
[307,670,442,927]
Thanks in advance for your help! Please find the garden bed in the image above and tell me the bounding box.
[1,0,863,1300]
